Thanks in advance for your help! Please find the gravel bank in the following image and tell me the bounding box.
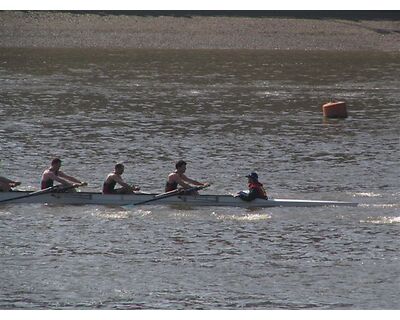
[1,11,400,51]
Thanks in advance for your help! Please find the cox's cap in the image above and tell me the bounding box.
[246,172,259,180]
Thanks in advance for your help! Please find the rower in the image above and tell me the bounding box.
[165,160,209,195]
[102,163,140,194]
[0,176,21,192]
[236,172,268,201]
[41,158,87,190]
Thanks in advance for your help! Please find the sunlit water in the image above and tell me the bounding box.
[0,48,399,309]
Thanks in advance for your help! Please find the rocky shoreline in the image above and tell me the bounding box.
[0,11,400,51]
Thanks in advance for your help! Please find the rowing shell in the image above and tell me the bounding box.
[0,191,358,208]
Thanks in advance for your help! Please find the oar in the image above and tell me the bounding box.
[0,183,86,204]
[129,184,210,207]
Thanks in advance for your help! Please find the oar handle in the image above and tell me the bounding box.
[73,182,87,188]
[56,182,87,192]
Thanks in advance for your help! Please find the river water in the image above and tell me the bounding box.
[0,48,399,309]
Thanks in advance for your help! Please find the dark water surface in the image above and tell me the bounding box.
[0,48,399,309]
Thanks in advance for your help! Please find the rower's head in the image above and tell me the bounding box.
[51,158,62,170]
[246,172,259,183]
[115,163,125,175]
[175,160,187,173]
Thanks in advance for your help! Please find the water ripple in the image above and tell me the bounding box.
[0,48,399,309]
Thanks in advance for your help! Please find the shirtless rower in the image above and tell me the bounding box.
[102,163,140,194]
[165,160,209,195]
[0,176,21,192]
[41,158,86,190]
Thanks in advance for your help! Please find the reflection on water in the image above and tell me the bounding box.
[0,48,399,309]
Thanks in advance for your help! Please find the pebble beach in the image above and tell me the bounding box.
[0,11,399,51]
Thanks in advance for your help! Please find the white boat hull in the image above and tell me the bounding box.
[0,191,358,208]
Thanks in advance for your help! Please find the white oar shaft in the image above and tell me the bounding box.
[0,183,85,204]
[131,185,209,206]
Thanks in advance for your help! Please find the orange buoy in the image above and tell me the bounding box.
[322,101,348,118]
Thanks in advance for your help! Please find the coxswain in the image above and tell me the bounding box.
[236,172,268,201]
[165,160,209,195]
[102,163,140,194]
[0,176,21,192]
[41,158,86,190]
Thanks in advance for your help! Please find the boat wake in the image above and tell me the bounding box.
[358,203,400,208]
[215,212,272,221]
[353,192,382,198]
[361,216,400,224]
[91,208,131,220]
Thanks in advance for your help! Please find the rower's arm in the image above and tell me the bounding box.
[0,176,10,183]
[49,172,74,186]
[58,171,83,184]
[181,174,204,186]
[0,176,20,185]
[175,175,192,189]
[112,175,131,189]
